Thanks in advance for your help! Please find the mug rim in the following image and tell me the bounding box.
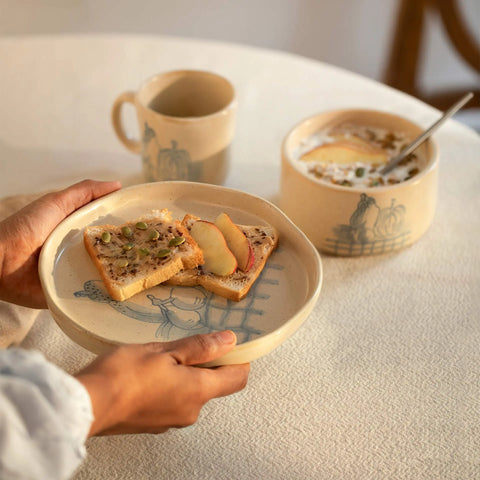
[282,108,439,193]
[136,69,237,120]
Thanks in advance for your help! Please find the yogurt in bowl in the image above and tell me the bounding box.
[280,109,438,256]
[294,123,426,188]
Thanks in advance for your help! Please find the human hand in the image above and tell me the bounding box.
[75,330,250,436]
[0,179,121,309]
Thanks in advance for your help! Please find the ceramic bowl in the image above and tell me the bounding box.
[280,109,439,256]
[39,181,322,366]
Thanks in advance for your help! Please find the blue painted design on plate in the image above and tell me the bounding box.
[74,263,283,343]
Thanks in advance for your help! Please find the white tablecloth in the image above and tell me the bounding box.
[0,35,479,480]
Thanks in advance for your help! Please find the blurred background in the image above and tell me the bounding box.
[1,0,479,130]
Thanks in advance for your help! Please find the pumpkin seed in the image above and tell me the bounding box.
[168,236,185,247]
[122,242,135,251]
[135,221,148,230]
[116,259,129,268]
[148,229,160,241]
[355,167,365,178]
[156,249,171,259]
[101,231,111,243]
[121,226,133,238]
[138,247,150,257]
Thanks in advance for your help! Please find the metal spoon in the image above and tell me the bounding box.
[380,92,474,175]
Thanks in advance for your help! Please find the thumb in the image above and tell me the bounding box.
[166,331,237,366]
[50,179,122,219]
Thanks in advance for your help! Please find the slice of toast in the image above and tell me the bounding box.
[166,214,279,301]
[84,209,204,301]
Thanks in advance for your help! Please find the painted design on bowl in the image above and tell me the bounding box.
[74,262,284,343]
[141,122,192,181]
[324,193,410,255]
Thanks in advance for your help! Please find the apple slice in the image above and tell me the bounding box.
[300,140,388,165]
[215,213,255,272]
[190,220,237,276]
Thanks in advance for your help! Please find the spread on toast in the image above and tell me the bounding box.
[83,209,203,301]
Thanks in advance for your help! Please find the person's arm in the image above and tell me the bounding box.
[0,348,93,480]
[0,331,248,480]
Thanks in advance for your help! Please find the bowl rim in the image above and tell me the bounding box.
[281,108,439,193]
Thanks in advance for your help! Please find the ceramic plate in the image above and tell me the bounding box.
[39,182,322,366]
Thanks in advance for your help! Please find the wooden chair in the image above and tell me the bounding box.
[384,0,480,109]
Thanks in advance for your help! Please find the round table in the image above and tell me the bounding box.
[1,35,479,480]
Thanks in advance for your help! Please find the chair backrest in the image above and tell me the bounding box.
[383,0,479,110]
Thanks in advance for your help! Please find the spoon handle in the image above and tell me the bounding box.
[380,92,474,175]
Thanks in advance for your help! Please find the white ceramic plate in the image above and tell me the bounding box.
[39,182,322,366]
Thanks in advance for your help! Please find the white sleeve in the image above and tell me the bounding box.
[0,348,94,480]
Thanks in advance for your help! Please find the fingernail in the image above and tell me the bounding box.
[215,330,236,344]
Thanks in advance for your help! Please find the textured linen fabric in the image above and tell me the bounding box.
[0,302,40,349]
[0,348,93,480]
[0,35,478,480]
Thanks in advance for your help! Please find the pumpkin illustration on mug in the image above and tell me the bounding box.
[141,121,192,182]
[156,140,191,181]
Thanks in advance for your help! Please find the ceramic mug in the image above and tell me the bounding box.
[112,70,237,184]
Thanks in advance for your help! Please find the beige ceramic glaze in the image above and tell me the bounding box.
[280,109,439,256]
[112,70,237,185]
[39,182,322,366]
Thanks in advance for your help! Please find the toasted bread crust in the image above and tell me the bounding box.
[83,211,203,301]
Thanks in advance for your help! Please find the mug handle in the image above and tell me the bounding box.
[111,91,142,153]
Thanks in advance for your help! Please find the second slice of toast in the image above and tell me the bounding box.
[166,214,279,301]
